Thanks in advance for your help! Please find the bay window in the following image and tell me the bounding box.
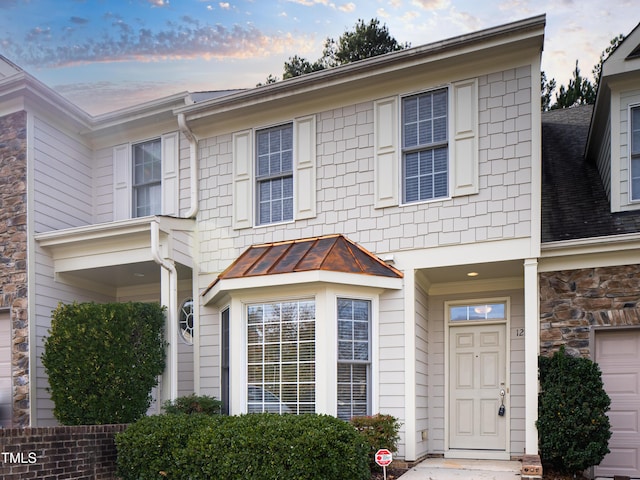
[337,298,371,420]
[247,299,315,414]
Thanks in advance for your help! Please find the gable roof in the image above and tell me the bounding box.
[542,105,640,243]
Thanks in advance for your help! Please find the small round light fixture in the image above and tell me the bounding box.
[467,272,479,277]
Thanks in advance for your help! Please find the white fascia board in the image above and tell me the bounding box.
[393,237,533,271]
[540,233,640,272]
[36,216,193,247]
[202,271,402,305]
[541,232,640,257]
[0,73,92,131]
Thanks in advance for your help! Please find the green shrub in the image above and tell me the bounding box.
[184,413,370,480]
[116,413,218,480]
[42,302,166,425]
[350,413,401,468]
[163,393,223,415]
[537,346,611,475]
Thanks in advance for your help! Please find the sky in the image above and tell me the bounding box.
[0,0,638,116]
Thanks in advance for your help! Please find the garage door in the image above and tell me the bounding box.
[594,329,640,478]
[0,312,11,427]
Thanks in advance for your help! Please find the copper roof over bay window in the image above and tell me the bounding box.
[202,235,403,303]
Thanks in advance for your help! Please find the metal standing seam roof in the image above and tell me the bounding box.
[204,234,403,294]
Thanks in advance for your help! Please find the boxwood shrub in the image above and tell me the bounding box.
[116,413,370,480]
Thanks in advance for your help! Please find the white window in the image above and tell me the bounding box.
[133,139,162,217]
[449,302,506,322]
[337,298,371,420]
[113,133,178,221]
[256,124,294,225]
[402,88,448,203]
[247,299,315,414]
[631,106,640,201]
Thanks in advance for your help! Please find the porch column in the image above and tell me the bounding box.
[403,268,417,461]
[524,258,539,454]
[159,265,178,403]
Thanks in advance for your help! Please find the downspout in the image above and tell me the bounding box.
[151,219,178,401]
[177,113,199,219]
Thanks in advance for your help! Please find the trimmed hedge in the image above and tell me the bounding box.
[115,414,215,479]
[116,413,370,480]
[42,302,166,425]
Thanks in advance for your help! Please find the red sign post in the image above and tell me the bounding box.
[375,448,393,480]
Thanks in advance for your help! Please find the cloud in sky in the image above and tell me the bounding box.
[1,0,637,115]
[2,16,314,68]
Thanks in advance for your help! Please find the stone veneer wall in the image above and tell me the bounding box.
[0,111,29,427]
[539,264,640,357]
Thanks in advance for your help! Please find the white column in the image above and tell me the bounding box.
[524,258,539,454]
[403,269,417,461]
[229,297,245,415]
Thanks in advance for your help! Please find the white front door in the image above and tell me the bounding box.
[594,328,640,478]
[449,323,507,451]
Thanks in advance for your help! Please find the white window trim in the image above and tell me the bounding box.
[223,284,381,418]
[400,87,451,205]
[335,293,377,420]
[112,132,179,221]
[628,103,640,204]
[443,296,511,457]
[232,115,316,230]
[374,79,479,209]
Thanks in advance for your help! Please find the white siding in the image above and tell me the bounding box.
[198,66,534,276]
[415,281,430,458]
[0,311,11,427]
[378,288,406,458]
[198,303,221,397]
[618,91,640,210]
[32,115,101,425]
[33,116,92,232]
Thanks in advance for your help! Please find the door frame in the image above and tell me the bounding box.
[444,297,511,460]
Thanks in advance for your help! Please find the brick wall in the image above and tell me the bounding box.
[0,424,127,479]
[0,110,29,427]
[539,265,640,357]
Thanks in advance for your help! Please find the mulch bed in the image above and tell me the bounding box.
[370,467,409,479]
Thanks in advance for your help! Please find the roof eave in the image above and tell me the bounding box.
[176,14,545,121]
[202,270,403,305]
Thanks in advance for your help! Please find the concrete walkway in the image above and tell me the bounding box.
[398,458,522,480]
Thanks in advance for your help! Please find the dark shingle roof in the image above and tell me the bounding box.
[542,105,640,242]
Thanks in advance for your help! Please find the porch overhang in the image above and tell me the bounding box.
[35,216,195,296]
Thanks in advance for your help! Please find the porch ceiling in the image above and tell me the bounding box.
[418,259,524,293]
